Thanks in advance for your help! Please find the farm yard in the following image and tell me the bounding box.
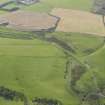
[0,0,105,105]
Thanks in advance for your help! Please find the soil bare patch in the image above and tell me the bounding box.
[0,11,59,32]
[51,8,105,36]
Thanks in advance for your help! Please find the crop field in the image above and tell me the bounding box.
[51,8,105,36]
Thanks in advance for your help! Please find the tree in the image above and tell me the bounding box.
[92,0,105,26]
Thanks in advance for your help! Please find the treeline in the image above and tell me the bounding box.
[0,86,63,105]
[0,86,25,101]
[32,97,62,105]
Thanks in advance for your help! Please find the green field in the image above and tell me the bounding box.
[46,32,104,56]
[23,0,92,12]
[0,35,80,105]
[0,0,92,13]
[0,27,104,105]
[86,44,105,71]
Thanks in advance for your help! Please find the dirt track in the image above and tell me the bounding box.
[51,8,105,36]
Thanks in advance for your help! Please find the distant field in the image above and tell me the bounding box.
[0,0,92,15]
[23,0,92,12]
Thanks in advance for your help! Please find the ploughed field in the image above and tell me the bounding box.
[51,8,105,36]
[2,11,59,31]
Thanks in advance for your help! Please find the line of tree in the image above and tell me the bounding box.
[32,97,62,105]
[0,86,25,101]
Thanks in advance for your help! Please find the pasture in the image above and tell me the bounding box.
[0,34,79,105]
[0,26,104,105]
[23,0,92,12]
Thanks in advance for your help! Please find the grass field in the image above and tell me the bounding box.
[0,28,104,105]
[46,32,105,56]
[0,0,92,13]
[0,36,80,105]
[0,27,104,105]
[21,0,92,12]
[24,0,92,12]
[0,26,103,105]
[86,45,105,70]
